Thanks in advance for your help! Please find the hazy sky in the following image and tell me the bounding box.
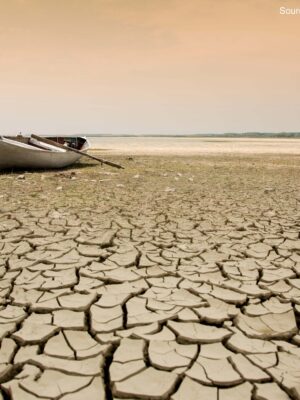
[1,0,300,135]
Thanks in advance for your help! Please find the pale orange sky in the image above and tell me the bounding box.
[0,0,299,134]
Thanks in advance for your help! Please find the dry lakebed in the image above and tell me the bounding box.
[0,149,299,399]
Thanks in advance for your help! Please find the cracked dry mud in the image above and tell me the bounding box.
[0,153,299,399]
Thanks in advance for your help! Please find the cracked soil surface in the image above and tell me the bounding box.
[0,153,299,399]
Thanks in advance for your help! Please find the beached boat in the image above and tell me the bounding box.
[0,135,90,170]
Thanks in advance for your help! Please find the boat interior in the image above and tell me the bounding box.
[3,135,87,151]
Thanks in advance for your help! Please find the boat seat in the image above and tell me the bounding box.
[29,138,66,152]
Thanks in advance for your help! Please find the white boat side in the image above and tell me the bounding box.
[0,137,90,169]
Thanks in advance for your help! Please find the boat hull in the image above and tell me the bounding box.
[0,138,89,170]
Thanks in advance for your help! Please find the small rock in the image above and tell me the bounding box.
[264,188,274,193]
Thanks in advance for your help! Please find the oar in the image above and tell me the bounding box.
[31,134,124,169]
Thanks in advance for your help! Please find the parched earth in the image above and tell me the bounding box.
[0,154,299,399]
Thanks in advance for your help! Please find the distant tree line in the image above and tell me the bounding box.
[86,132,300,138]
[221,132,300,138]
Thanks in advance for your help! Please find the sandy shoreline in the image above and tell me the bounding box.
[89,136,300,155]
[0,153,299,399]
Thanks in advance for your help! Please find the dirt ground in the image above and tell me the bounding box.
[0,153,299,399]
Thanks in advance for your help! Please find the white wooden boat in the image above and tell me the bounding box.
[0,135,90,170]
